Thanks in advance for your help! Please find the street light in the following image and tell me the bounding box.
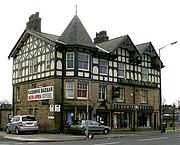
[159,41,177,132]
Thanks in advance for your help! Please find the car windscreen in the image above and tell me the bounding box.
[22,116,37,121]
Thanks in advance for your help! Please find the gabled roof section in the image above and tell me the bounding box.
[96,35,139,56]
[8,29,61,59]
[136,42,163,68]
[58,15,96,48]
[136,42,158,57]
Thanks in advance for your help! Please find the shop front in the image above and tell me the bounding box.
[137,105,154,129]
[112,104,133,129]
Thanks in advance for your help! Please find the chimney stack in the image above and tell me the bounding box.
[94,30,109,44]
[26,12,41,32]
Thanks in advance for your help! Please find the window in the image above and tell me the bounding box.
[118,87,125,102]
[29,59,33,74]
[141,90,147,103]
[142,67,148,81]
[99,86,106,100]
[18,62,22,77]
[118,63,125,77]
[78,53,89,70]
[46,53,51,70]
[77,82,88,99]
[16,86,20,101]
[33,58,38,73]
[99,59,107,74]
[66,82,74,98]
[66,52,74,69]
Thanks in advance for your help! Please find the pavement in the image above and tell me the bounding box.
[0,130,171,142]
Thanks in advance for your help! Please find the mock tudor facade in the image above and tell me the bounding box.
[8,12,162,132]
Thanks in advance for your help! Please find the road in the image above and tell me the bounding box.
[0,131,180,145]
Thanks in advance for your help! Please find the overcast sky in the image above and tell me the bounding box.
[0,0,179,105]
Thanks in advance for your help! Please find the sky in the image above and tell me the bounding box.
[0,0,179,105]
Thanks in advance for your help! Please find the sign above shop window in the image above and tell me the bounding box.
[28,86,54,101]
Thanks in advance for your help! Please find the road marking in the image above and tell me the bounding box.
[138,137,168,142]
[94,142,120,145]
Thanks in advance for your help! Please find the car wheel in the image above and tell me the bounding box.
[83,129,87,135]
[103,129,109,135]
[6,127,11,134]
[15,127,20,135]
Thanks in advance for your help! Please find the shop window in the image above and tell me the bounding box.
[77,111,86,120]
[99,85,106,100]
[137,113,151,128]
[113,112,131,129]
[66,82,74,98]
[77,82,88,99]
[66,112,74,125]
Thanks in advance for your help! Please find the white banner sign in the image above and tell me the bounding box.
[28,86,54,101]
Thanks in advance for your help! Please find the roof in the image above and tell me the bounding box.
[8,29,61,59]
[58,15,96,48]
[97,35,139,55]
[136,42,157,56]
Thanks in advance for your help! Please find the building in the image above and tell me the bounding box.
[0,104,12,130]
[8,12,161,133]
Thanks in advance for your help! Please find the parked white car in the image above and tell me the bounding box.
[6,115,39,135]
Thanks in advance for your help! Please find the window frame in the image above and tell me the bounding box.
[66,81,74,99]
[118,87,125,102]
[16,86,20,101]
[78,53,89,70]
[77,82,88,99]
[142,67,148,81]
[46,53,51,70]
[118,63,125,78]
[141,90,147,103]
[98,85,106,100]
[66,52,74,69]
[99,59,108,75]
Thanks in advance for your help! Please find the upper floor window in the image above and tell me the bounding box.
[29,59,33,74]
[66,52,74,69]
[141,90,147,103]
[46,53,51,70]
[118,63,125,78]
[142,67,148,81]
[99,85,106,100]
[78,53,89,70]
[66,82,74,98]
[33,58,38,73]
[77,82,88,99]
[118,87,125,102]
[18,62,22,77]
[99,59,107,74]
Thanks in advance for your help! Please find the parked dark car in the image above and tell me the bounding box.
[69,120,111,135]
[6,115,39,135]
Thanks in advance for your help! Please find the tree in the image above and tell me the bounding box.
[0,99,11,105]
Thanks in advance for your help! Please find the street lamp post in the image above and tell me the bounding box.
[159,41,177,132]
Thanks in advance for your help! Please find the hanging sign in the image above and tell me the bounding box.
[28,86,54,101]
